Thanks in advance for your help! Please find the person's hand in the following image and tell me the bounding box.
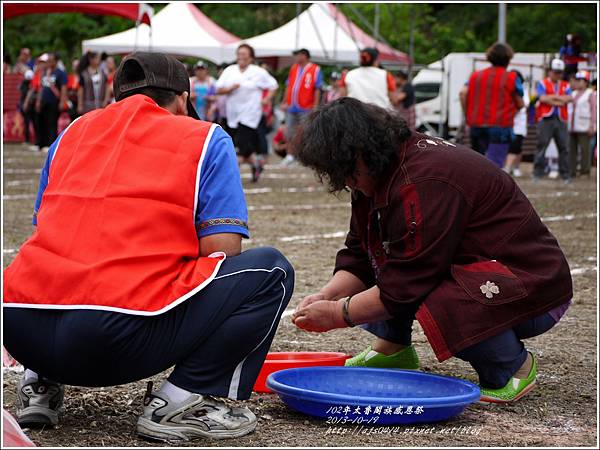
[261,96,271,107]
[229,83,240,93]
[77,104,83,115]
[292,299,346,332]
[294,293,326,314]
[35,101,41,113]
[279,102,288,111]
[588,128,596,137]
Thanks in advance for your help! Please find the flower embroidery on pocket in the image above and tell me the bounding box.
[480,281,500,299]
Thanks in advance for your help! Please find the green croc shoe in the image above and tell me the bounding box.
[479,352,537,404]
[345,345,420,369]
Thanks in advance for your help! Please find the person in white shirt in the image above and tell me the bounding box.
[504,71,529,177]
[215,44,278,182]
[339,47,398,110]
[568,70,596,178]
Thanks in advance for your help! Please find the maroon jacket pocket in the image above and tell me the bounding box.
[451,260,527,306]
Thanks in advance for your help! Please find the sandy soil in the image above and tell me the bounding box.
[2,142,597,447]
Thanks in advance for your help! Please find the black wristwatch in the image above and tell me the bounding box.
[342,296,357,328]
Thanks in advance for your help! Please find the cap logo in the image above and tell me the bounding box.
[120,79,149,92]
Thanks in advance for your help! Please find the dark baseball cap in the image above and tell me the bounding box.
[361,47,379,60]
[293,48,311,58]
[114,52,199,120]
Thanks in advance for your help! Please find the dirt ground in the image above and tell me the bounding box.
[2,141,598,447]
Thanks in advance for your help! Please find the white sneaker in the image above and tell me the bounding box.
[512,168,523,177]
[17,375,64,427]
[548,170,559,179]
[40,146,50,153]
[279,154,296,167]
[137,384,257,442]
[502,166,512,174]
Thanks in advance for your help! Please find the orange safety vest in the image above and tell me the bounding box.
[536,78,570,122]
[3,94,225,315]
[285,63,320,110]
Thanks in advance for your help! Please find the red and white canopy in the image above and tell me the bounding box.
[82,2,239,64]
[223,3,410,66]
[3,3,152,25]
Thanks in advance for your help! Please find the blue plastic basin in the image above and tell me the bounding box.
[266,367,480,425]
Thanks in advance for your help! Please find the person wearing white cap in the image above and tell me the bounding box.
[533,58,574,182]
[568,70,596,178]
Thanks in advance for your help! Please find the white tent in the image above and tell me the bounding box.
[82,2,240,64]
[223,3,410,67]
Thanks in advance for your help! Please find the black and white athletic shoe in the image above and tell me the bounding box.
[17,376,64,427]
[137,383,257,442]
[252,163,263,183]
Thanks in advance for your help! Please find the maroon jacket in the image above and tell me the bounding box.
[335,132,572,361]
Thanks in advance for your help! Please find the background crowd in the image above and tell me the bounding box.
[6,48,117,152]
[4,32,597,182]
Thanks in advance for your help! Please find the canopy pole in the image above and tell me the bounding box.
[345,4,394,50]
[374,3,380,45]
[409,5,414,77]
[295,3,301,49]
[307,6,329,62]
[333,3,339,63]
[498,3,507,43]
[340,4,361,56]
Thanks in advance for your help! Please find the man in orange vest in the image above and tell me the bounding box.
[3,52,294,443]
[280,48,323,166]
[533,58,574,182]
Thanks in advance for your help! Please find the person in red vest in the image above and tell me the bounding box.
[461,43,524,167]
[3,52,294,442]
[280,48,323,166]
[533,59,574,182]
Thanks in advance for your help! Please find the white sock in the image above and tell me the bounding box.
[158,380,194,403]
[25,369,38,381]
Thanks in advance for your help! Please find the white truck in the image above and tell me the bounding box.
[412,52,552,137]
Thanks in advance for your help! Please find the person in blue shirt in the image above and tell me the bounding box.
[36,52,67,151]
[7,52,294,442]
[560,34,584,81]
[190,60,215,120]
[34,126,249,235]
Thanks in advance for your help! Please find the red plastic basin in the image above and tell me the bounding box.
[254,352,350,393]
